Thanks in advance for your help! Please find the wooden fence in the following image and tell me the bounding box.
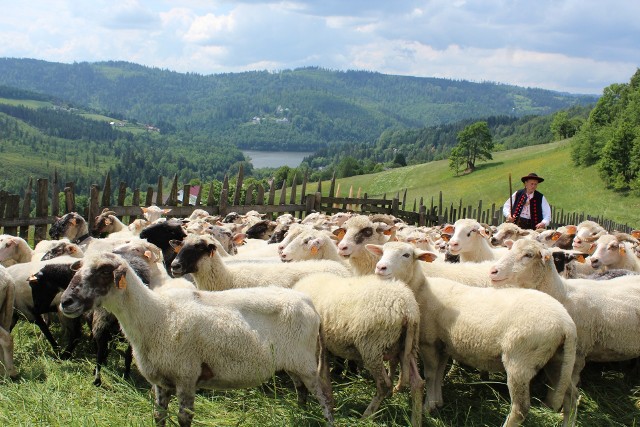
[0,168,635,245]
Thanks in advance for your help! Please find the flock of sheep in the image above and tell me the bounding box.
[0,205,639,426]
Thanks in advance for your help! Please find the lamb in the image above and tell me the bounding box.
[335,215,393,275]
[588,233,640,272]
[369,241,578,427]
[489,239,640,402]
[59,252,334,426]
[294,272,423,426]
[0,266,17,378]
[0,235,34,266]
[444,218,508,262]
[128,218,149,235]
[170,234,351,291]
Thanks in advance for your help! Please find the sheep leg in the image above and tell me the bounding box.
[420,343,445,412]
[503,366,534,427]
[295,368,335,425]
[408,355,424,427]
[60,315,82,360]
[0,327,17,379]
[123,344,133,379]
[176,385,196,427]
[434,353,450,407]
[93,326,112,386]
[153,384,174,427]
[287,373,309,406]
[361,359,392,419]
[33,314,60,352]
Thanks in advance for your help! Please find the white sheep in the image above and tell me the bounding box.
[0,235,34,266]
[59,252,334,426]
[171,234,351,291]
[444,218,508,262]
[141,205,172,223]
[588,233,640,272]
[368,241,578,427]
[489,222,534,247]
[335,215,392,275]
[571,220,607,253]
[489,239,640,405]
[0,266,17,378]
[280,228,346,265]
[128,218,150,235]
[293,272,423,426]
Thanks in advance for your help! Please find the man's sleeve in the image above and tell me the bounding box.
[541,196,552,225]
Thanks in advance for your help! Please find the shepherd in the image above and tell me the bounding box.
[502,172,551,230]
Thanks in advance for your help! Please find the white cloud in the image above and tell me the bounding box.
[0,0,638,93]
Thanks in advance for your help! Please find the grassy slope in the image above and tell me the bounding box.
[333,140,640,227]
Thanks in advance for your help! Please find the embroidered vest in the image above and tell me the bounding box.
[511,189,543,225]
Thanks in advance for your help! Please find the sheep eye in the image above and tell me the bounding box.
[402,253,410,258]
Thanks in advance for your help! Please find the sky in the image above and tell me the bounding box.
[1,0,638,95]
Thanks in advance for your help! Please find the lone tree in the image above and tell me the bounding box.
[449,121,494,175]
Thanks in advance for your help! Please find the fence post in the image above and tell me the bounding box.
[155,176,163,206]
[101,172,112,207]
[233,164,244,206]
[4,195,20,237]
[89,185,100,232]
[35,179,49,244]
[256,184,265,205]
[305,193,315,214]
[20,178,33,240]
[51,171,59,218]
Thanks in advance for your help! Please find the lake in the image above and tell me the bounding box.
[242,150,314,169]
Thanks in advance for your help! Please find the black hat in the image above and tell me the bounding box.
[521,172,544,183]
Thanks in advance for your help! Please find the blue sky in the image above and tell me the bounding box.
[1,0,638,94]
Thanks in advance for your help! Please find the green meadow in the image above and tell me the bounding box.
[331,140,640,228]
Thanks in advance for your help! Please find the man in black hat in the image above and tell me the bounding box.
[502,172,551,230]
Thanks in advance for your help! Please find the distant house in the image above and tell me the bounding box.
[176,185,201,205]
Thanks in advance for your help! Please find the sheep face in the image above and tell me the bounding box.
[280,233,324,262]
[489,240,552,289]
[337,216,388,258]
[589,234,635,269]
[0,236,19,263]
[170,236,217,277]
[29,264,75,313]
[139,220,186,250]
[490,223,530,247]
[93,213,116,235]
[60,254,125,318]
[49,212,87,240]
[245,220,277,240]
[368,241,436,284]
[41,241,82,260]
[446,219,489,255]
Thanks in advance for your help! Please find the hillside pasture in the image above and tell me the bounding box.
[333,140,640,227]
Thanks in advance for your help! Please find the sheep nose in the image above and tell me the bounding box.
[490,267,498,275]
[490,237,498,245]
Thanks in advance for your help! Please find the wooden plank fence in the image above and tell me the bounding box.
[0,167,635,245]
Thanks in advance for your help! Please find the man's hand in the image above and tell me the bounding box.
[535,222,546,229]
[506,215,514,223]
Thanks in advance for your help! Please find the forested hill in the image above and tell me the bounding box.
[0,58,598,151]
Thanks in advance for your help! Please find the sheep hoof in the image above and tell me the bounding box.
[93,377,102,387]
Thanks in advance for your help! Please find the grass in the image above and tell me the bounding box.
[1,320,638,426]
[331,140,640,228]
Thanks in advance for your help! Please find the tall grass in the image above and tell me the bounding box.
[333,140,640,227]
[1,320,638,426]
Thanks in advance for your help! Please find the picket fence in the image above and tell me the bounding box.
[0,168,634,245]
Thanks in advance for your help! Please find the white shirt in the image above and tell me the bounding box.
[503,191,551,226]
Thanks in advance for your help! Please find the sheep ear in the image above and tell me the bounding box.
[208,244,217,257]
[68,246,78,254]
[416,250,437,263]
[440,234,451,242]
[333,228,346,240]
[442,224,454,234]
[143,250,153,261]
[233,233,246,245]
[113,264,128,289]
[619,245,627,255]
[141,207,148,213]
[572,253,588,263]
[70,218,77,226]
[365,244,384,256]
[105,218,112,225]
[631,230,640,239]
[565,225,577,235]
[28,274,38,284]
[71,260,83,271]
[477,227,488,238]
[169,240,183,253]
[162,209,172,214]
[551,232,561,241]
[6,238,16,247]
[504,240,514,250]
